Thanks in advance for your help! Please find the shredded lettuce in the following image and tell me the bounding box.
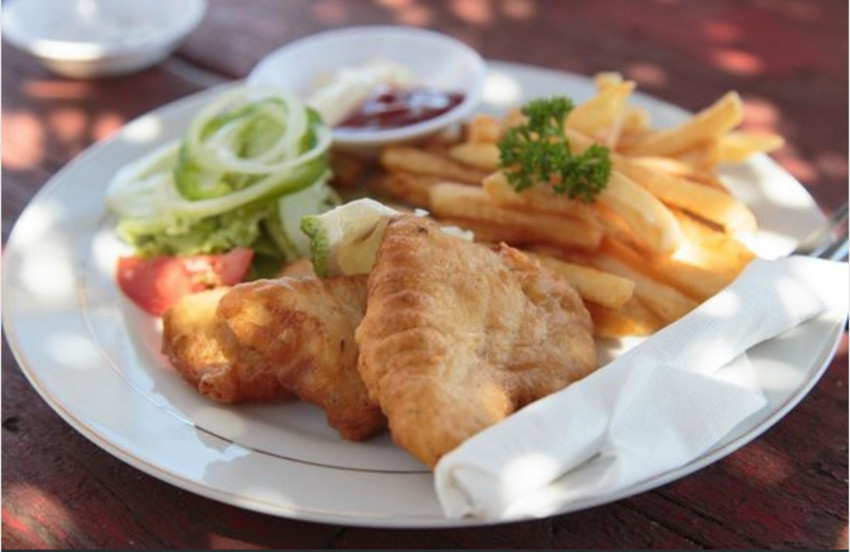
[118,202,273,257]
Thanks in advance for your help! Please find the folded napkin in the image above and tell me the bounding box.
[435,256,849,521]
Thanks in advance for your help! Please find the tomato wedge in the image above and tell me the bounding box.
[116,248,254,316]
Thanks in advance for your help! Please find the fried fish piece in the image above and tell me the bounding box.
[162,276,384,441]
[356,215,597,467]
[162,287,290,403]
[216,275,386,441]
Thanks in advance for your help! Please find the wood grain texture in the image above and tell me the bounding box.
[2,0,846,548]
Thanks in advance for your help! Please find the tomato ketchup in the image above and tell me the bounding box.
[337,86,464,130]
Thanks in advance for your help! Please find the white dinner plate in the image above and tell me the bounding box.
[3,61,845,528]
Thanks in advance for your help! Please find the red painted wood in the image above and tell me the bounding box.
[2,0,846,548]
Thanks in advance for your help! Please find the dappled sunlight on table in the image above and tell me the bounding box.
[711,48,764,76]
[3,484,76,548]
[1,111,45,169]
[723,439,793,486]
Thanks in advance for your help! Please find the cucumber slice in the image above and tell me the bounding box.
[300,198,400,277]
[173,142,231,200]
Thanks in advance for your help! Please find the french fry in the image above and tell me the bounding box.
[367,75,776,343]
[539,246,697,324]
[430,217,522,245]
[466,114,501,143]
[672,138,721,173]
[592,76,651,135]
[419,131,464,154]
[718,130,785,163]
[626,156,704,180]
[527,251,635,309]
[564,127,597,151]
[600,238,730,301]
[621,108,651,137]
[428,182,603,251]
[482,171,602,225]
[380,146,489,184]
[622,91,743,156]
[448,142,500,171]
[596,171,682,255]
[681,172,729,191]
[585,297,664,337]
[566,80,636,146]
[594,71,624,89]
[670,208,756,279]
[584,251,698,323]
[614,157,757,234]
[588,203,650,250]
[561,128,685,253]
[377,171,444,207]
[484,170,681,254]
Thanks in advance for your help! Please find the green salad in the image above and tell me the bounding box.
[106,85,339,276]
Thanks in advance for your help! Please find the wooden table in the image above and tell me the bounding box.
[3,1,847,548]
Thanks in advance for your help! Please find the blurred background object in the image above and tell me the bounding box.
[247,25,488,153]
[2,0,207,78]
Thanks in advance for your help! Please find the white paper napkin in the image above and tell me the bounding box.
[435,256,849,521]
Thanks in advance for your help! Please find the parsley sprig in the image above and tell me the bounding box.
[497,97,611,202]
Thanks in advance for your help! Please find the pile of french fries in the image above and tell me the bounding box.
[369,72,784,338]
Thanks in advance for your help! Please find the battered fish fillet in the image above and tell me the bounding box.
[162,276,385,441]
[355,215,597,467]
[217,275,385,441]
[162,287,290,403]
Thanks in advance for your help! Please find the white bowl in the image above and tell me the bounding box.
[248,26,487,154]
[2,0,207,79]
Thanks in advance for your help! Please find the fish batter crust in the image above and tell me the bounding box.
[162,276,385,441]
[162,287,290,403]
[355,215,597,467]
